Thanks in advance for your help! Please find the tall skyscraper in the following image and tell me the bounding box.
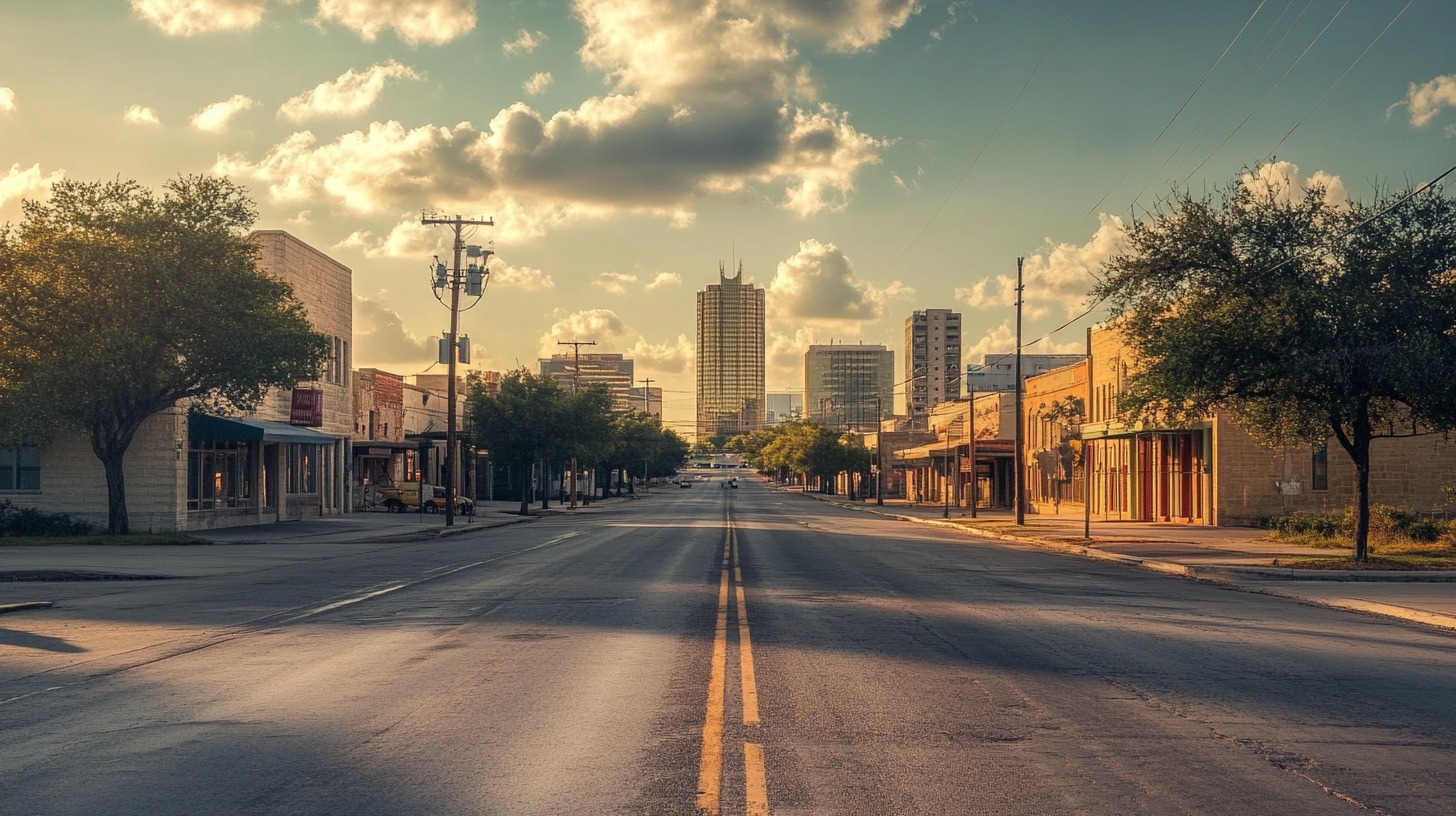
[804,343,894,431]
[905,309,962,427]
[696,262,765,441]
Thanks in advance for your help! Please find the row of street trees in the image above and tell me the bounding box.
[727,420,871,495]
[467,369,689,514]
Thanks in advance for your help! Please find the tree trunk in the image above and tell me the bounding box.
[518,457,531,515]
[1330,408,1374,562]
[91,419,142,535]
[540,458,550,510]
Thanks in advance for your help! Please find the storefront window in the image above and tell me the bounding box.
[0,444,42,491]
[187,440,252,510]
[288,444,318,494]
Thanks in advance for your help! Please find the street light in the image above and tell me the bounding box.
[422,211,493,528]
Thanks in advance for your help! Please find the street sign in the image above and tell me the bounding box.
[965,371,987,377]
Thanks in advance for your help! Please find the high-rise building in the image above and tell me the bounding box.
[765,391,804,424]
[905,309,962,427]
[539,353,635,410]
[696,262,765,441]
[804,343,894,431]
[628,385,664,419]
[969,353,1086,392]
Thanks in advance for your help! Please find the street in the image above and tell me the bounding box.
[3,479,1454,815]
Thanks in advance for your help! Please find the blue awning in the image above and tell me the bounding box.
[189,414,339,445]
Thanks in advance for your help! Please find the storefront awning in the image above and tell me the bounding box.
[893,439,1015,461]
[189,414,339,445]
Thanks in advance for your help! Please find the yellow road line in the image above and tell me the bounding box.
[696,534,732,814]
[744,742,770,816]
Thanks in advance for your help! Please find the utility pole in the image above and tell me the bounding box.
[558,339,596,509]
[968,374,977,519]
[422,210,493,528]
[640,377,654,493]
[874,394,883,506]
[1014,256,1026,526]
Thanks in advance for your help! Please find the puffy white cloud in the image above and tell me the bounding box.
[488,257,555,291]
[645,271,681,290]
[123,104,161,126]
[766,325,824,387]
[353,294,439,365]
[964,321,1082,364]
[957,214,1127,320]
[334,217,442,259]
[0,163,64,210]
[279,61,423,122]
[523,72,553,96]
[538,308,633,357]
[594,271,638,294]
[130,0,266,36]
[760,0,921,53]
[216,0,893,235]
[1239,161,1347,208]
[0,87,15,113]
[768,239,911,322]
[314,0,476,46]
[503,29,546,56]
[627,333,694,374]
[1390,74,1456,128]
[191,94,258,132]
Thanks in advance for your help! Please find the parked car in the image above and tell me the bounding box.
[378,481,473,515]
[680,479,692,488]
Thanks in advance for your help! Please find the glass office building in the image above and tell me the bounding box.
[804,343,894,431]
[696,263,765,441]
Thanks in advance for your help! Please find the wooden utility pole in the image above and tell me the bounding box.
[422,211,493,528]
[558,339,596,508]
[1014,256,1026,526]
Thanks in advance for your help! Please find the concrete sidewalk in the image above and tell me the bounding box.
[778,485,1456,633]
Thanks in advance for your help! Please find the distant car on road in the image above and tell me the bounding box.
[679,479,692,488]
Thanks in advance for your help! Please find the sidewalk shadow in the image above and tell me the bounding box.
[0,627,88,653]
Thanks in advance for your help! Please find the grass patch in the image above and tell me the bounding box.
[1263,506,1456,569]
[0,533,204,547]
[1272,555,1456,571]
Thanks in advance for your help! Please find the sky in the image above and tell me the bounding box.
[3,1,1455,438]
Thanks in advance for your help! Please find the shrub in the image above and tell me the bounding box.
[0,500,95,537]
[1366,504,1444,543]
[1263,510,1348,538]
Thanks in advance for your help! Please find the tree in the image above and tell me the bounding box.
[469,368,567,515]
[1094,169,1456,560]
[0,177,330,534]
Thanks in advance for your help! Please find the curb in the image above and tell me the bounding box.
[0,601,55,616]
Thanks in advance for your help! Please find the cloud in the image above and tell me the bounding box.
[488,257,555,291]
[645,271,681,290]
[627,333,694,374]
[353,295,439,365]
[1390,74,1456,128]
[213,0,894,238]
[0,88,14,113]
[123,104,161,126]
[1239,160,1347,208]
[964,321,1082,363]
[537,308,633,357]
[503,29,546,56]
[759,0,921,53]
[891,166,923,192]
[130,0,266,36]
[767,326,824,388]
[314,0,476,46]
[768,239,911,322]
[957,214,1127,319]
[191,94,258,132]
[279,60,423,122]
[931,0,974,42]
[0,163,65,210]
[523,72,553,96]
[593,271,638,294]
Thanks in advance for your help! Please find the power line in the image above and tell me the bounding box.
[889,0,1081,272]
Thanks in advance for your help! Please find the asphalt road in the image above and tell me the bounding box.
[2,478,1453,815]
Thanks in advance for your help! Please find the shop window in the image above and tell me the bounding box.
[0,443,41,491]
[187,440,253,510]
[1311,445,1328,491]
[288,445,318,494]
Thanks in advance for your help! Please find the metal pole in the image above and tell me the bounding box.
[968,379,977,518]
[875,395,883,506]
[558,339,596,510]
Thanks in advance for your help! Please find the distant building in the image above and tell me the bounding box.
[696,262,765,440]
[969,354,1087,393]
[905,309,961,426]
[539,353,635,410]
[628,385,664,419]
[804,343,894,431]
[766,391,804,424]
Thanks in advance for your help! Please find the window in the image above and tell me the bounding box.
[0,443,41,491]
[1311,445,1328,491]
[186,440,252,510]
[287,444,318,494]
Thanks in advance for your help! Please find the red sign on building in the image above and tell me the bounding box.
[290,388,324,426]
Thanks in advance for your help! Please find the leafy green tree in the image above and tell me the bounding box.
[469,368,568,514]
[0,177,329,534]
[1094,170,1456,560]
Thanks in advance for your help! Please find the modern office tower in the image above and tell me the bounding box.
[628,385,664,419]
[905,309,962,427]
[804,343,894,431]
[539,352,635,410]
[765,391,804,424]
[971,353,1086,392]
[696,262,766,441]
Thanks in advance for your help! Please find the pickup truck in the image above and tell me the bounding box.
[377,481,474,515]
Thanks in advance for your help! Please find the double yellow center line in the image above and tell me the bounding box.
[696,506,769,815]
